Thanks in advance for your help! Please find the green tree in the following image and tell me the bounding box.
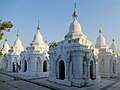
[0,19,13,56]
[49,42,58,48]
[0,19,13,40]
[0,51,2,56]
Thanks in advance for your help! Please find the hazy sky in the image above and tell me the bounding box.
[0,0,120,49]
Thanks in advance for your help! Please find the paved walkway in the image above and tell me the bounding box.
[0,70,120,90]
[0,73,51,90]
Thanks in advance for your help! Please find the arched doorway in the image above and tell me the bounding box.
[24,60,27,72]
[20,61,21,65]
[113,62,116,74]
[12,62,15,72]
[59,60,65,80]
[83,61,86,79]
[36,61,39,72]
[43,60,47,72]
[101,59,104,73]
[6,59,8,69]
[90,60,94,80]
[16,62,19,72]
[19,61,21,70]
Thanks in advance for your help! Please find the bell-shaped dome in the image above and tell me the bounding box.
[110,38,117,51]
[69,18,82,34]
[12,33,24,54]
[1,38,10,54]
[30,21,49,53]
[65,3,84,40]
[32,21,44,44]
[95,25,107,49]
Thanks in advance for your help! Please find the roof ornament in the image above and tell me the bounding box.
[112,38,115,42]
[44,37,48,44]
[99,24,102,33]
[37,20,40,30]
[72,3,78,19]
[5,36,7,42]
[16,30,19,37]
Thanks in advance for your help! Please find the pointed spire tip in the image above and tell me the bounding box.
[16,30,19,37]
[16,33,19,37]
[72,3,78,18]
[5,38,7,41]
[5,36,7,41]
[37,20,40,30]
[99,24,102,33]
[112,38,115,42]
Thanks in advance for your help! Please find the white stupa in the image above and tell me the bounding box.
[95,25,107,49]
[110,38,117,51]
[12,33,24,55]
[19,21,49,77]
[1,38,10,55]
[30,21,48,53]
[64,5,86,40]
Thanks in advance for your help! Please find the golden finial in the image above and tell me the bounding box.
[37,20,40,30]
[5,36,7,42]
[99,24,102,33]
[73,3,78,18]
[112,38,115,42]
[16,30,19,37]
[45,37,48,43]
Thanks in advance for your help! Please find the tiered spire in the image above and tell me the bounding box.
[72,3,78,19]
[32,21,43,44]
[31,21,48,53]
[64,3,84,40]
[37,20,40,30]
[99,24,102,33]
[44,37,48,44]
[12,32,24,55]
[112,38,115,42]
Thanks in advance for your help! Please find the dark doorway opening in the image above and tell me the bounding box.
[16,62,19,72]
[90,60,94,80]
[24,60,27,72]
[113,63,116,74]
[43,61,47,72]
[12,62,15,72]
[59,60,65,80]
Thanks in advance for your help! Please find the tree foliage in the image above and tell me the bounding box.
[49,42,58,48]
[0,51,2,56]
[0,20,13,56]
[0,21,13,40]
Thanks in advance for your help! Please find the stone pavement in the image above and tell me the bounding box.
[0,70,120,90]
[106,81,120,90]
[30,78,116,90]
[0,73,51,90]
